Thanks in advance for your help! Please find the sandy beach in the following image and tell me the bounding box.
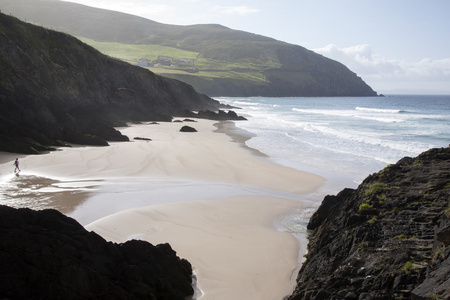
[0,119,325,299]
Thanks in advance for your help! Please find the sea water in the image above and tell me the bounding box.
[216,95,450,187]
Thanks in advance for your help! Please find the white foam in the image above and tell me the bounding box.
[293,107,407,123]
[355,106,404,114]
[233,101,261,106]
[292,107,354,118]
[278,208,316,233]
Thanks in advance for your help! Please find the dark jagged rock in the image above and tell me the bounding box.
[0,205,193,299]
[179,126,197,132]
[286,147,450,300]
[0,13,223,154]
[196,110,247,121]
[437,224,450,245]
[177,109,247,121]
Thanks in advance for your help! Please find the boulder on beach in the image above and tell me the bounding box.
[180,126,198,132]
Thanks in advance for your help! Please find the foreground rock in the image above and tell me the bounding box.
[0,205,193,299]
[286,147,450,300]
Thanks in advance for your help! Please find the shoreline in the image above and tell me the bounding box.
[0,118,326,299]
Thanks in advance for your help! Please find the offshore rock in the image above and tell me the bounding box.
[0,205,193,299]
[285,147,450,300]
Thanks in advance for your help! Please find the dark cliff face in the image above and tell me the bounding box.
[0,205,194,299]
[286,147,450,300]
[0,13,220,154]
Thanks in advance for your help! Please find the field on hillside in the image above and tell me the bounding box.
[78,37,276,83]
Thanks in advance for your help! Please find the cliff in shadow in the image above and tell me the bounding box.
[1,0,377,97]
[0,205,193,299]
[0,13,225,154]
[286,147,450,300]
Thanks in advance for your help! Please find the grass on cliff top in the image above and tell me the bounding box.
[77,37,275,83]
[78,37,199,61]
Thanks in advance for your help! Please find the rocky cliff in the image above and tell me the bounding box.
[0,205,193,299]
[286,147,450,300]
[0,13,226,154]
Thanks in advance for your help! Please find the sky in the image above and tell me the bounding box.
[61,0,450,95]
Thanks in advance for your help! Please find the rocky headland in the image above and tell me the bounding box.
[0,205,193,299]
[286,147,450,300]
[0,12,243,154]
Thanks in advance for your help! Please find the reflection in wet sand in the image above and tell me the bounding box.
[0,175,94,215]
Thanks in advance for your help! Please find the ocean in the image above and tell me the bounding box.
[216,95,450,190]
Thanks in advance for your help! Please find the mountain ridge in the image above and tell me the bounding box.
[1,0,377,97]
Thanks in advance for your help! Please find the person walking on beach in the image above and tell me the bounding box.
[13,158,20,173]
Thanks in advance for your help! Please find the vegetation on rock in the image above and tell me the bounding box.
[286,147,450,300]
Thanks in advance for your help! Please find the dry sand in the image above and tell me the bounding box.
[0,119,325,299]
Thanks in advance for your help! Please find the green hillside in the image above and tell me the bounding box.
[0,0,377,97]
[77,37,271,84]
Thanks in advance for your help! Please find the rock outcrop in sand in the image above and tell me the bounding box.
[0,205,193,299]
[286,147,450,300]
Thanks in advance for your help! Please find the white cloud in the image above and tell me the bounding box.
[211,5,260,16]
[313,44,450,94]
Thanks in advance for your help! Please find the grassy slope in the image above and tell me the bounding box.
[76,37,275,84]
